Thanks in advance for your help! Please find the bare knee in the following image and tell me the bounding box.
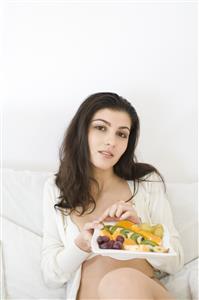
[97,268,152,299]
[98,267,146,288]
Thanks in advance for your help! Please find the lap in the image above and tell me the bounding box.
[98,268,173,299]
[77,257,171,299]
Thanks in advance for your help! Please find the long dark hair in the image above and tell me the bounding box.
[54,92,165,216]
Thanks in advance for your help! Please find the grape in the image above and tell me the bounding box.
[112,241,123,250]
[116,235,125,243]
[97,236,104,244]
[99,242,110,249]
[107,240,114,249]
[97,236,110,245]
[102,236,110,242]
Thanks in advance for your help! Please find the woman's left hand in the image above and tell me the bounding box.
[97,200,141,224]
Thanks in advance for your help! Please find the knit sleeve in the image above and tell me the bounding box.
[40,176,90,289]
[144,172,184,275]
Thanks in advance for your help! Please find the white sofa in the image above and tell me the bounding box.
[1,168,198,300]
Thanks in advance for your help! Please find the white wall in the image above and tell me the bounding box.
[3,1,197,183]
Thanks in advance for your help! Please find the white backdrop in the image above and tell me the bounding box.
[3,0,197,183]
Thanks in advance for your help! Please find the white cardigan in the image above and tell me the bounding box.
[41,172,184,300]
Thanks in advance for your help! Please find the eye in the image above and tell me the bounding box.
[95,125,106,131]
[117,131,128,139]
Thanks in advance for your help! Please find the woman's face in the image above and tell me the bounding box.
[88,108,131,171]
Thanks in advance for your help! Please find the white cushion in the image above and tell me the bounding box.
[188,259,199,300]
[0,240,6,300]
[1,168,198,300]
[167,182,198,264]
[161,259,199,300]
[1,216,66,299]
[2,168,198,264]
[2,168,52,236]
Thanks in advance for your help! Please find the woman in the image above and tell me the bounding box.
[41,92,184,299]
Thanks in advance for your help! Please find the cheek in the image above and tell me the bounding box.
[88,132,98,151]
[116,141,129,159]
[88,136,93,153]
[120,140,129,152]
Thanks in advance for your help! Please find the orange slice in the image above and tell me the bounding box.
[123,238,137,246]
[115,220,135,229]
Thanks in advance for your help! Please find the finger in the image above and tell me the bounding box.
[109,204,118,218]
[109,202,131,218]
[115,202,134,217]
[92,220,104,229]
[98,203,129,222]
[94,222,104,229]
[97,208,109,222]
[101,216,121,222]
[119,200,125,204]
[97,203,117,221]
[83,221,100,231]
[82,232,92,250]
[115,204,126,218]
[120,211,141,223]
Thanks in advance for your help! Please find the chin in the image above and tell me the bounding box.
[91,161,116,171]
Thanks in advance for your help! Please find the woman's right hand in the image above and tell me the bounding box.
[74,220,103,252]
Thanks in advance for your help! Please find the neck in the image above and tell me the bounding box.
[91,167,120,196]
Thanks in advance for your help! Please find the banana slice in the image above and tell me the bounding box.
[123,245,152,252]
[153,246,169,253]
[123,244,169,253]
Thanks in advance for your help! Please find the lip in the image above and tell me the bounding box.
[98,150,114,157]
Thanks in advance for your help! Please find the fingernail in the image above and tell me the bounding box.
[98,224,103,229]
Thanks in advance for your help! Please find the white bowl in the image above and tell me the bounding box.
[91,222,177,260]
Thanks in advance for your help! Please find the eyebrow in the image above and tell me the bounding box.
[91,118,131,131]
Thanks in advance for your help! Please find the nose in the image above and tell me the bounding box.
[105,133,116,147]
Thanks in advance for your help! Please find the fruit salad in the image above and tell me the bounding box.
[96,220,169,253]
